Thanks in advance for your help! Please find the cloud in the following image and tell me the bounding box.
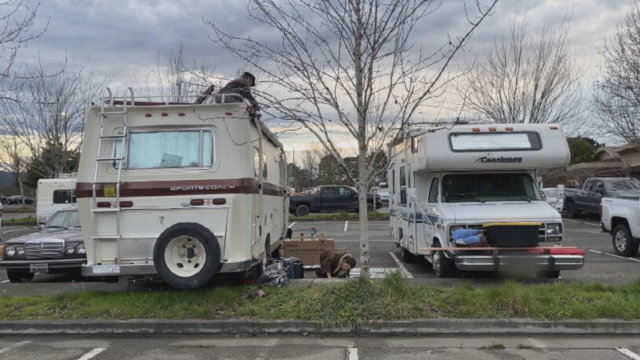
[11,0,634,152]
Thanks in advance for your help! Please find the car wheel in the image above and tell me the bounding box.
[367,203,374,212]
[432,242,456,278]
[566,201,580,218]
[612,224,639,257]
[295,205,310,217]
[7,269,34,283]
[153,223,221,289]
[537,270,561,279]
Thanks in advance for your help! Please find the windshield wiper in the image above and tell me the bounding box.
[46,226,68,230]
[447,193,485,203]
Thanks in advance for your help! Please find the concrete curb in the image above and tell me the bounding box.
[2,319,640,335]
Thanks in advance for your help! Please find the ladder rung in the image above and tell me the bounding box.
[92,235,121,240]
[92,208,120,213]
[92,181,119,185]
[100,134,126,139]
[97,157,124,161]
[100,111,127,115]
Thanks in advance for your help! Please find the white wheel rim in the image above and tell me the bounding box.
[164,235,207,278]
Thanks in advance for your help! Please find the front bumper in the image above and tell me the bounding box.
[0,258,85,270]
[455,255,584,272]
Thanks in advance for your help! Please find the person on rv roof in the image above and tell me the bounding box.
[216,72,260,111]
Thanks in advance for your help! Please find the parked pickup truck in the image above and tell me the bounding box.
[290,185,382,216]
[601,191,640,257]
[564,177,640,218]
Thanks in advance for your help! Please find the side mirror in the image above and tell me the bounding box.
[38,224,44,230]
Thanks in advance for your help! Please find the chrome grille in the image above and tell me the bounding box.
[453,223,551,242]
[25,240,64,259]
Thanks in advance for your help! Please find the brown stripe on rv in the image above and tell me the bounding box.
[75,178,285,198]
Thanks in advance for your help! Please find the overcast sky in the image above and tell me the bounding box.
[12,0,636,155]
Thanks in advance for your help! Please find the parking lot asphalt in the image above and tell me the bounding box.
[0,210,637,296]
[2,334,640,360]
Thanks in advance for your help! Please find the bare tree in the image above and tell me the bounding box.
[133,44,218,102]
[457,15,583,129]
[207,0,497,279]
[0,0,48,102]
[593,2,640,145]
[0,62,109,180]
[0,136,28,205]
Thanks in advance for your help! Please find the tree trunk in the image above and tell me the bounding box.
[18,176,25,208]
[358,148,370,281]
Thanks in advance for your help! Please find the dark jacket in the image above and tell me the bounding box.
[218,77,256,103]
[319,249,352,278]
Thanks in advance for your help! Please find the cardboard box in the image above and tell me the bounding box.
[283,239,334,266]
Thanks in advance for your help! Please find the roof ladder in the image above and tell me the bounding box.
[90,87,134,265]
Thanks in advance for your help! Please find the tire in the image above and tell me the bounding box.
[612,224,639,257]
[7,269,34,283]
[400,247,415,263]
[566,201,580,218]
[537,270,561,279]
[367,203,374,212]
[295,205,310,217]
[432,242,457,278]
[153,223,221,290]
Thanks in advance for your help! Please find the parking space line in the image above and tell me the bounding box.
[347,346,358,360]
[344,221,349,232]
[76,347,107,360]
[589,249,640,263]
[0,280,9,284]
[0,341,31,354]
[618,348,640,360]
[287,222,297,229]
[564,219,600,227]
[527,338,547,348]
[388,252,414,279]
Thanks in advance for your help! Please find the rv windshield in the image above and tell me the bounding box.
[442,173,541,203]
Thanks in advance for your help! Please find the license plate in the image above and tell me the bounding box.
[30,263,48,273]
[92,265,120,274]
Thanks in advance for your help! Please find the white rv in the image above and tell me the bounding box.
[76,88,288,289]
[36,176,77,226]
[389,123,584,278]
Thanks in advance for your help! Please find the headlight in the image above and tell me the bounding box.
[546,223,562,235]
[65,245,75,254]
[16,246,25,256]
[76,243,85,254]
[5,246,15,256]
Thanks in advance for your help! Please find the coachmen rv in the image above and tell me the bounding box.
[389,123,584,278]
[76,88,288,289]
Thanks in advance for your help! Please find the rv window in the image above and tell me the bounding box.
[441,173,542,203]
[253,149,268,179]
[391,169,395,194]
[115,130,214,169]
[428,178,439,203]
[53,190,76,204]
[399,166,406,187]
[450,132,542,151]
[411,137,418,153]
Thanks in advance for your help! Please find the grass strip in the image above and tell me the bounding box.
[2,272,640,324]
[291,211,389,221]
[2,216,37,226]
[3,206,36,214]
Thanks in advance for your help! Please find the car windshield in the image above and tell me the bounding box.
[442,173,542,203]
[544,189,557,198]
[45,210,81,230]
[606,179,640,192]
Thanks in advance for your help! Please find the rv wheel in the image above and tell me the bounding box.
[432,242,457,278]
[153,223,221,290]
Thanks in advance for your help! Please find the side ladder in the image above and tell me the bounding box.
[90,87,134,265]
